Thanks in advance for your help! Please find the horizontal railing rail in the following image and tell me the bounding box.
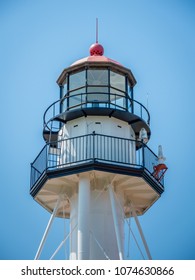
[30,133,161,190]
[43,93,150,135]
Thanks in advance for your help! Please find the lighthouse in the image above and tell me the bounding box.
[30,40,167,260]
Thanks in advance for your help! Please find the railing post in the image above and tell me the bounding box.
[59,85,64,114]
[142,141,145,168]
[46,144,48,170]
[130,87,134,113]
[93,132,95,162]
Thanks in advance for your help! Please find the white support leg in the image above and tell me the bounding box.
[108,185,123,260]
[131,207,152,260]
[34,196,61,260]
[77,174,90,260]
[50,224,77,260]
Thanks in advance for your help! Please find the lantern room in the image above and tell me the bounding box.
[43,43,151,149]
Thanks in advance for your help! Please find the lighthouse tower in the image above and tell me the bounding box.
[30,40,167,260]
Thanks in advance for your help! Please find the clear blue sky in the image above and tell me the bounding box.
[1,0,195,260]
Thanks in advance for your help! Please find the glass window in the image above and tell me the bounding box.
[87,69,108,85]
[87,92,108,102]
[110,87,125,96]
[87,86,108,102]
[110,92,126,110]
[63,83,67,95]
[87,86,108,93]
[69,95,82,108]
[128,82,133,99]
[69,71,85,90]
[68,88,85,108]
[110,71,125,91]
[69,88,84,96]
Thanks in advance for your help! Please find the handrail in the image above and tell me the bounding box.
[43,92,150,135]
[30,133,161,190]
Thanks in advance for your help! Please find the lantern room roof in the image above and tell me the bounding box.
[57,42,137,86]
[71,54,122,66]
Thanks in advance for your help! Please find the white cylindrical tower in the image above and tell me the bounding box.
[30,41,167,260]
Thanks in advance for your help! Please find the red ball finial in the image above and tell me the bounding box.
[89,43,104,56]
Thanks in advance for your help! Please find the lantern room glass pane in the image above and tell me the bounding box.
[69,88,85,108]
[110,71,125,91]
[69,71,85,90]
[69,95,82,108]
[87,86,108,93]
[110,94,126,109]
[110,87,125,97]
[87,86,109,102]
[87,93,109,102]
[87,69,108,85]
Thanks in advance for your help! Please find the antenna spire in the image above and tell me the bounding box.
[96,18,98,43]
[89,18,104,56]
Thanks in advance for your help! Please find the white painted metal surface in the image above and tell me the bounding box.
[59,116,136,167]
[77,174,90,260]
[68,174,125,259]
[108,185,124,260]
[52,114,152,259]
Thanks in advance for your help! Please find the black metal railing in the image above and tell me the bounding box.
[30,133,161,189]
[43,93,150,135]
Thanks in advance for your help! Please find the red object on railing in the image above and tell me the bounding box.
[153,164,168,181]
